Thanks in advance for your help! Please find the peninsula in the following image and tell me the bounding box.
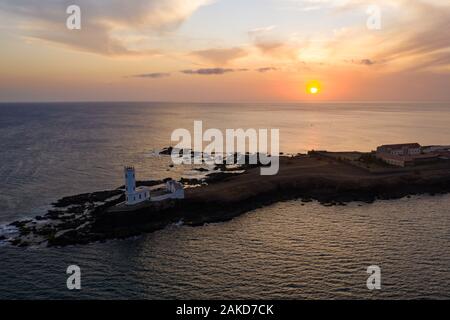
[4,144,450,247]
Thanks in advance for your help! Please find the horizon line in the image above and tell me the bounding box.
[1,99,450,105]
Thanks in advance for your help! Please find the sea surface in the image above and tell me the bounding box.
[0,102,449,299]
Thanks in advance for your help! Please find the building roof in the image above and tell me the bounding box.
[378,143,421,149]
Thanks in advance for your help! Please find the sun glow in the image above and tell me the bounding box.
[307,81,321,95]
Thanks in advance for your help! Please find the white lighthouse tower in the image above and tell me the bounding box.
[125,166,136,196]
[124,166,150,205]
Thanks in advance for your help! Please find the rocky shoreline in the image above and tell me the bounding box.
[3,153,450,247]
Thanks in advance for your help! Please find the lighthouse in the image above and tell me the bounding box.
[124,166,150,205]
[125,166,136,195]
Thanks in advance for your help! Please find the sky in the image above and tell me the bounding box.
[0,0,449,102]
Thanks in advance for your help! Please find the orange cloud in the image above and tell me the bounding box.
[190,47,248,65]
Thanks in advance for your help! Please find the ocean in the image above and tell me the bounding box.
[0,102,449,299]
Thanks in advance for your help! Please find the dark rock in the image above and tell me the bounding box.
[45,210,65,220]
[180,177,203,185]
[9,220,32,228]
[159,146,173,155]
[35,226,56,237]
[48,230,80,247]
[18,241,30,248]
[66,206,85,214]
[52,190,122,208]
[205,171,245,183]
[10,239,21,246]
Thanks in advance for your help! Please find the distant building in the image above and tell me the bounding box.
[124,167,150,205]
[151,180,185,201]
[375,143,441,167]
[377,154,414,167]
[376,143,421,157]
[376,143,421,167]
[422,145,450,154]
[166,180,185,199]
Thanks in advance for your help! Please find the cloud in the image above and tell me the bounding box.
[324,1,450,73]
[190,47,247,65]
[278,0,350,12]
[359,59,375,66]
[181,68,247,75]
[253,40,301,60]
[254,41,284,53]
[377,2,450,72]
[248,25,276,38]
[256,67,278,72]
[342,1,449,73]
[131,73,171,78]
[248,25,300,60]
[0,0,212,56]
[349,59,375,66]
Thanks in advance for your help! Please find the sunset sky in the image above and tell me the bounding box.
[0,0,449,102]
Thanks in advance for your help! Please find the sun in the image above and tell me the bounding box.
[306,81,321,95]
[309,87,319,94]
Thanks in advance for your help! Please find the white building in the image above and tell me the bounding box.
[375,143,422,167]
[376,143,421,156]
[166,180,185,199]
[374,143,442,167]
[124,167,150,205]
[150,180,185,202]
